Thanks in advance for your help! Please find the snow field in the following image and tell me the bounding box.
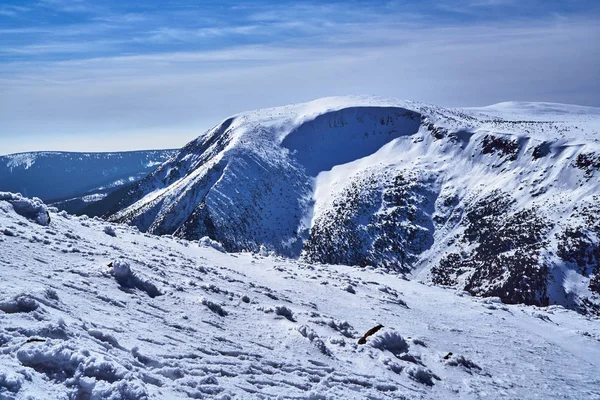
[1,197,599,399]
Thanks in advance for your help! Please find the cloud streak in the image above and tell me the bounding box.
[0,0,598,154]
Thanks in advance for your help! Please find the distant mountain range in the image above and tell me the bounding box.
[0,150,177,215]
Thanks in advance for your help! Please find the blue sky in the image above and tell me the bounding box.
[1,0,599,154]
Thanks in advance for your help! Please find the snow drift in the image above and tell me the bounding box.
[0,192,49,226]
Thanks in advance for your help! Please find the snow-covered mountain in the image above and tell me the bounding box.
[0,150,177,214]
[100,96,600,313]
[1,193,599,399]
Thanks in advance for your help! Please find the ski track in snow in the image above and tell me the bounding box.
[1,200,600,399]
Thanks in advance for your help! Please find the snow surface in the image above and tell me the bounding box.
[459,101,600,142]
[1,196,600,399]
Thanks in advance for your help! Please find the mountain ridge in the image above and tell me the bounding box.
[0,149,178,214]
[89,96,600,312]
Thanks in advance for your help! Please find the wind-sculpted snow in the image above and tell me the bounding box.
[1,196,600,399]
[98,96,600,312]
[0,192,49,226]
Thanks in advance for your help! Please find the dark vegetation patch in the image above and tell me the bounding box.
[574,153,600,177]
[431,190,551,305]
[423,120,446,140]
[532,142,551,160]
[556,197,600,305]
[481,135,519,161]
[304,170,436,272]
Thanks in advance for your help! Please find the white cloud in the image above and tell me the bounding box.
[0,15,598,154]
[0,5,30,17]
[36,0,99,14]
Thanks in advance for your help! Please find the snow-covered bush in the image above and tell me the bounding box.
[0,192,50,226]
[297,325,332,356]
[381,357,404,374]
[405,366,440,386]
[297,325,319,341]
[16,342,85,381]
[15,341,148,398]
[0,365,23,393]
[274,305,295,322]
[111,260,131,280]
[88,329,121,349]
[103,226,117,237]
[369,330,409,356]
[0,294,40,314]
[3,228,15,237]
[411,337,427,347]
[326,319,357,338]
[201,297,228,317]
[198,236,225,252]
[259,245,270,257]
[445,354,481,372]
[108,260,162,298]
[44,287,59,301]
[88,379,149,400]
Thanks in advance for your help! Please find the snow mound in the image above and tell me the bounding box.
[0,192,49,226]
[0,294,40,314]
[406,365,440,386]
[198,236,225,252]
[108,260,162,298]
[369,330,409,356]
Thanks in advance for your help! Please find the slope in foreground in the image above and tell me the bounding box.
[1,195,600,399]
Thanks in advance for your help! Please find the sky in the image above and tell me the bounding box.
[0,0,599,155]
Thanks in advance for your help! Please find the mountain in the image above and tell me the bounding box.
[1,194,599,399]
[0,150,177,214]
[100,96,600,313]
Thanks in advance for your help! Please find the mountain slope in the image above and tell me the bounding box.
[1,195,599,399]
[102,96,600,312]
[0,150,177,209]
